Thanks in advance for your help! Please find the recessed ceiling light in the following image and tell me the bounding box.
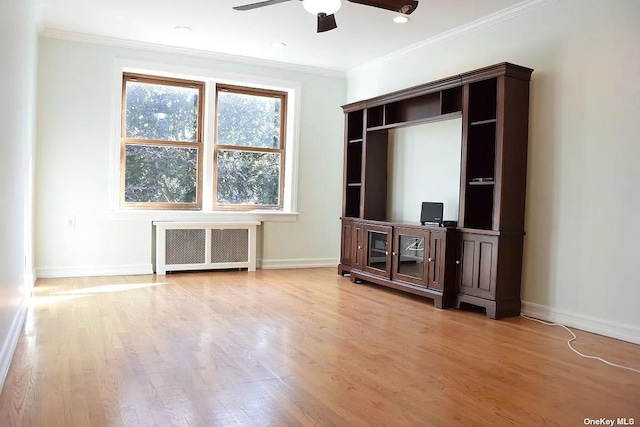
[272,42,287,49]
[393,16,410,24]
[174,26,192,33]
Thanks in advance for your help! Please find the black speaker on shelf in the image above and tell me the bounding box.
[420,202,443,226]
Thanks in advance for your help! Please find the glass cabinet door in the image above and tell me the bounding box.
[367,231,388,271]
[393,227,429,286]
[363,225,392,278]
[397,234,426,280]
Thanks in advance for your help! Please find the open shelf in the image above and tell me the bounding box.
[466,123,496,180]
[367,111,462,131]
[367,105,384,128]
[463,83,497,230]
[468,78,497,123]
[344,186,361,218]
[470,118,497,126]
[464,185,494,230]
[347,109,364,141]
[441,87,463,114]
[346,142,362,185]
[385,92,440,125]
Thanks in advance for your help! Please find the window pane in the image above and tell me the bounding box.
[124,145,198,203]
[217,150,280,205]
[217,91,282,149]
[125,81,199,142]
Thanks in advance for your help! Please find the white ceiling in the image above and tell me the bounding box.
[38,0,524,72]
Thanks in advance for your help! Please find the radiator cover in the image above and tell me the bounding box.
[152,221,259,274]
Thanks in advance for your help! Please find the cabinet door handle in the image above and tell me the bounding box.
[456,260,461,265]
[392,251,396,256]
[428,257,433,262]
[358,245,362,250]
[385,251,389,256]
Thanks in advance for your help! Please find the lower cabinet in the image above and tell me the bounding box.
[340,219,523,318]
[455,231,523,319]
[347,220,456,309]
[457,232,498,300]
[338,219,354,272]
[338,219,365,275]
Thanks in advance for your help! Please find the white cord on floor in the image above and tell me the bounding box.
[520,314,640,374]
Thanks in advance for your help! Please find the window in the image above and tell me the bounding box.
[121,73,204,210]
[119,73,290,212]
[215,84,287,210]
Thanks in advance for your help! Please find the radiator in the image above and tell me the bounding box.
[152,221,259,275]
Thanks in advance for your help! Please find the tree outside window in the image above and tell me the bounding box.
[215,85,286,210]
[121,74,204,209]
[120,75,287,211]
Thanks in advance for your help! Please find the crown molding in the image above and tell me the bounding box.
[39,29,347,80]
[346,0,560,78]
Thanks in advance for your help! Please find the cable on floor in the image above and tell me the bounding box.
[520,314,640,374]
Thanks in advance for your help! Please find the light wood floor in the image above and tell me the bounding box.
[0,268,638,426]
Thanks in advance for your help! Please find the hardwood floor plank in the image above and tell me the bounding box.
[0,268,637,426]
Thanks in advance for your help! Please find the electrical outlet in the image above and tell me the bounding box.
[66,215,76,230]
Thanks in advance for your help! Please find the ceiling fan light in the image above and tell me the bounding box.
[303,0,341,15]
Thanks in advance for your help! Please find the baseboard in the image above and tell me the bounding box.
[0,305,27,393]
[25,268,37,288]
[36,259,338,276]
[258,258,338,270]
[521,301,640,345]
[36,264,154,279]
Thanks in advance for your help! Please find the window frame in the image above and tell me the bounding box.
[213,83,287,211]
[120,72,205,210]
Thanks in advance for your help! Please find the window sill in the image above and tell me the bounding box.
[104,210,299,223]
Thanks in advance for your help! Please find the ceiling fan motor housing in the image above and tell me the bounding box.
[303,0,342,15]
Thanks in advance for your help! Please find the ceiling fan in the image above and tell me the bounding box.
[233,0,419,33]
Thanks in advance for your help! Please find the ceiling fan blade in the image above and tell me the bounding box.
[317,13,338,33]
[347,0,418,15]
[233,0,293,11]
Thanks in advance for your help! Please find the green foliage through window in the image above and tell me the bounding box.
[217,150,280,206]
[121,74,203,209]
[215,85,286,208]
[217,91,281,149]
[124,145,198,204]
[125,81,199,142]
[120,75,287,210]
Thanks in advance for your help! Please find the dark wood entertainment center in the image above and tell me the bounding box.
[338,62,533,319]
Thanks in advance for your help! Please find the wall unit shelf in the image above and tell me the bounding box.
[366,111,462,131]
[339,62,533,319]
[470,119,497,126]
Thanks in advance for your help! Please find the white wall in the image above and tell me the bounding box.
[0,0,37,381]
[388,119,462,222]
[347,0,640,333]
[35,38,345,274]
